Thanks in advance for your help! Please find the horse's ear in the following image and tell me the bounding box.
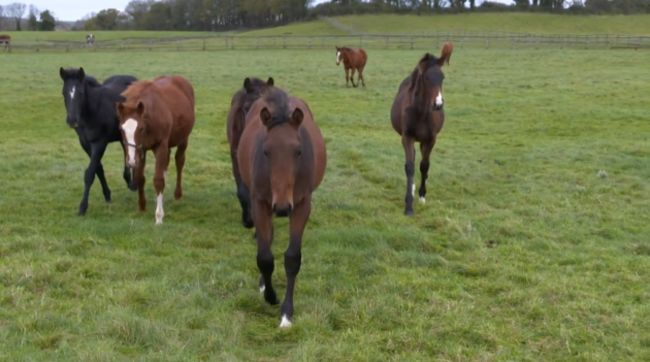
[290,108,303,129]
[78,67,85,80]
[260,107,272,127]
[243,77,252,93]
[59,67,66,80]
[136,101,145,115]
[266,77,274,86]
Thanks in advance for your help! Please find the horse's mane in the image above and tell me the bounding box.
[61,67,101,87]
[260,87,291,130]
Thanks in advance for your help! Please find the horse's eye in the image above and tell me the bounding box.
[263,149,269,157]
[295,149,302,157]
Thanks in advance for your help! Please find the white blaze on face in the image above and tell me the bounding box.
[121,118,138,167]
[336,51,341,65]
[70,86,75,100]
[435,90,444,108]
[155,192,164,225]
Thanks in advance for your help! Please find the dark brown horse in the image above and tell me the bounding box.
[390,44,452,216]
[237,86,327,328]
[0,35,10,51]
[116,75,196,225]
[226,76,275,229]
[335,46,367,88]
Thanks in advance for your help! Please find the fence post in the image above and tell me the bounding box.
[359,35,362,47]
[224,37,228,49]
[385,36,388,49]
[560,37,563,50]
[308,37,311,49]
[637,37,641,50]
[485,38,489,49]
[410,37,414,50]
[510,37,514,50]
[283,37,286,49]
[585,37,589,49]
[461,38,464,50]
[66,44,69,52]
[256,37,259,49]
[231,36,234,49]
[535,39,539,50]
[149,40,153,51]
[202,37,206,51]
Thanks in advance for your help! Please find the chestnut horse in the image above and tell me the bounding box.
[237,86,327,328]
[117,75,196,225]
[226,76,275,229]
[390,44,452,216]
[441,42,453,65]
[335,46,367,87]
[0,35,10,51]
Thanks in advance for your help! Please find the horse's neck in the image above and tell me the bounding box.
[409,76,432,116]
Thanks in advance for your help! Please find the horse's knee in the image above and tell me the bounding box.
[257,249,274,275]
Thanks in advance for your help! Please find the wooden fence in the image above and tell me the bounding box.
[3,32,650,53]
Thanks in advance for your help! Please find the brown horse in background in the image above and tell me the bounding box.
[441,42,453,65]
[226,76,275,229]
[237,86,327,328]
[117,75,196,225]
[335,46,367,87]
[0,35,10,51]
[390,43,452,216]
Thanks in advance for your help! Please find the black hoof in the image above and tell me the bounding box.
[404,209,414,216]
[243,218,254,229]
[265,294,280,306]
[77,210,86,216]
[105,198,112,203]
[128,181,137,192]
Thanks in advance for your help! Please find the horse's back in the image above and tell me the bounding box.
[155,75,195,108]
[103,75,137,93]
[289,96,327,191]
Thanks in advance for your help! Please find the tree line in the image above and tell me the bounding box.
[0,2,56,30]
[1,0,649,33]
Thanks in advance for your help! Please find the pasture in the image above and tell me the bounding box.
[0,45,649,361]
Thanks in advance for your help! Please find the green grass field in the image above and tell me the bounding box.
[1,42,649,360]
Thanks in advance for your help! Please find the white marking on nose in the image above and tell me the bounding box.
[435,91,443,107]
[122,118,138,167]
[155,192,164,225]
[70,86,75,100]
[336,51,341,64]
[279,315,292,328]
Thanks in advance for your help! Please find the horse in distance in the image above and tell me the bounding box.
[335,46,368,88]
[441,42,453,65]
[59,67,138,216]
[85,34,95,46]
[226,76,275,229]
[237,86,327,328]
[117,75,196,225]
[0,34,10,51]
[389,43,452,216]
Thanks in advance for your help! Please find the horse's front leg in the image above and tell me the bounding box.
[350,68,357,87]
[344,67,350,87]
[418,140,435,204]
[78,141,108,216]
[153,145,168,225]
[121,142,137,191]
[402,136,416,216]
[78,135,111,202]
[135,153,147,212]
[279,196,311,329]
[231,148,254,229]
[253,199,279,305]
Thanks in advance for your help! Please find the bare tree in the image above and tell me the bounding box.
[6,2,27,31]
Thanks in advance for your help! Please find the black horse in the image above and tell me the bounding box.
[59,67,138,216]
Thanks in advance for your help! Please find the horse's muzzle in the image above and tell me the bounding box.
[272,203,293,218]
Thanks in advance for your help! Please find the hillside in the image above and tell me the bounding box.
[241,13,650,36]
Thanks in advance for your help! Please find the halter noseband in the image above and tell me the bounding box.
[122,122,147,160]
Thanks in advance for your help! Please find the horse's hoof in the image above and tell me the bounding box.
[77,210,86,216]
[243,218,254,229]
[105,198,112,203]
[128,183,137,192]
[404,209,414,216]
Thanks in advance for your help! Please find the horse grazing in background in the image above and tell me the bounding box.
[117,75,196,225]
[441,42,453,65]
[237,86,327,328]
[0,34,10,51]
[389,43,452,216]
[59,67,138,216]
[226,76,275,229]
[335,46,367,88]
[85,34,95,46]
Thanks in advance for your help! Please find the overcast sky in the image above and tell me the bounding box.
[2,0,511,22]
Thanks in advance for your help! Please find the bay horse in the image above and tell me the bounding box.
[389,43,452,216]
[59,67,138,216]
[0,34,10,51]
[237,86,327,328]
[335,46,367,88]
[117,75,196,225]
[226,76,275,229]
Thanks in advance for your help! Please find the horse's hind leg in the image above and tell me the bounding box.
[418,140,435,205]
[80,137,111,202]
[279,196,311,328]
[344,68,350,87]
[350,68,357,88]
[253,199,280,306]
[173,140,188,200]
[358,66,366,87]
